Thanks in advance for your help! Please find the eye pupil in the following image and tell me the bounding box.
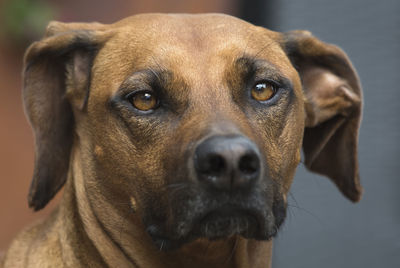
[251,82,276,102]
[130,91,158,111]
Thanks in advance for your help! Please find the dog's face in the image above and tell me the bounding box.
[23,14,362,250]
[85,15,305,248]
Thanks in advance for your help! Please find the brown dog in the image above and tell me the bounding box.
[1,13,362,268]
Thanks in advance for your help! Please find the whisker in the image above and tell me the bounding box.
[288,191,299,207]
[287,203,325,226]
[205,222,210,238]
[165,182,188,189]
[224,236,239,264]
[202,240,212,257]
[159,240,165,251]
[148,67,162,82]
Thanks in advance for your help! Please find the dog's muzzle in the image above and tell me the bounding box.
[145,135,286,250]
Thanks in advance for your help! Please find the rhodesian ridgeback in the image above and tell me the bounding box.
[1,13,362,268]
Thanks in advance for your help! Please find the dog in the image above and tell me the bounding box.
[1,13,362,268]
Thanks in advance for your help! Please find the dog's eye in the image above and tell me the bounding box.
[251,82,277,102]
[128,91,158,111]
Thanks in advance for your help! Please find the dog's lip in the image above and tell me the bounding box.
[198,205,259,224]
[145,203,275,250]
[191,204,263,238]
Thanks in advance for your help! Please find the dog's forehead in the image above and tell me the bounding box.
[112,13,265,40]
[91,14,299,98]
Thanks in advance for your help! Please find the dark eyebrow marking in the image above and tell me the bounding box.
[232,55,293,89]
[234,55,258,78]
[119,68,172,90]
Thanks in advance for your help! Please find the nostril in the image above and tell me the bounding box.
[238,153,260,175]
[208,155,226,175]
[198,154,226,176]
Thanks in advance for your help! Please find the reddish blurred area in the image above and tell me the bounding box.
[0,0,238,250]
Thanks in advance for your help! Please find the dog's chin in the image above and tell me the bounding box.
[146,204,284,251]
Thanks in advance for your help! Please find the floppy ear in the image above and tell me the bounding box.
[282,31,363,202]
[23,21,109,210]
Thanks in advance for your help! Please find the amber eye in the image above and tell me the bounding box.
[251,82,276,102]
[129,91,158,111]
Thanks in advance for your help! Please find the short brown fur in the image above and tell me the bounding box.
[1,14,362,268]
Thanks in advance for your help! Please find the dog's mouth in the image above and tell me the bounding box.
[191,205,261,240]
[145,197,285,251]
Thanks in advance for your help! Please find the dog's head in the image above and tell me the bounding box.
[23,14,362,250]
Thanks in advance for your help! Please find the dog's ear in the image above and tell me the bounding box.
[281,30,363,202]
[23,21,110,210]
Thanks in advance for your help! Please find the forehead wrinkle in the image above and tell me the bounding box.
[162,46,258,112]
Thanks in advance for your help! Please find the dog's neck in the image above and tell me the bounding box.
[56,148,273,268]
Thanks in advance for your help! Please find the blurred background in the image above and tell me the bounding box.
[0,0,398,267]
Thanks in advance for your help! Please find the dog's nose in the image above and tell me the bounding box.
[194,135,261,191]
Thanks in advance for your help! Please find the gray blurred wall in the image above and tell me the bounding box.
[250,0,400,267]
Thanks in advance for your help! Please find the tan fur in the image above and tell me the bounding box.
[2,13,362,267]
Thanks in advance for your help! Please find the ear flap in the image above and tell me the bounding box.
[282,31,363,202]
[23,21,108,210]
